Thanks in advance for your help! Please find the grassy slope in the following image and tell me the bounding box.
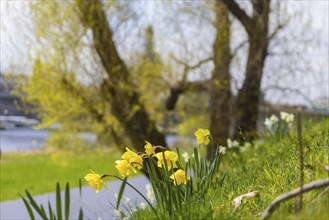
[212,119,329,219]
[135,119,329,219]
[0,149,122,202]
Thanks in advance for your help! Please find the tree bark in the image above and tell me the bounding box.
[222,0,270,141]
[235,35,268,140]
[76,1,166,150]
[208,2,232,159]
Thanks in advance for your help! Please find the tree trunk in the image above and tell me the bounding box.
[234,31,268,141]
[221,0,271,142]
[77,1,166,151]
[208,2,232,159]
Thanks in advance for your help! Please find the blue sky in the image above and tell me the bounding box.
[1,1,328,106]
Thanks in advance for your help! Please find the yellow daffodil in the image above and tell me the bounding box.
[155,151,178,170]
[115,160,136,177]
[122,147,143,170]
[170,169,190,185]
[144,141,156,157]
[194,128,211,145]
[84,170,107,193]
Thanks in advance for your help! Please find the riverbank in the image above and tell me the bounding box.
[0,148,124,202]
[0,127,193,202]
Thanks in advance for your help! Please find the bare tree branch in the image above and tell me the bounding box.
[77,0,128,81]
[263,85,314,106]
[232,39,248,57]
[221,0,253,35]
[268,15,292,40]
[171,55,213,72]
[165,55,213,110]
[166,80,209,110]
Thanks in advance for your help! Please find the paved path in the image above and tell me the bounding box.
[1,176,150,220]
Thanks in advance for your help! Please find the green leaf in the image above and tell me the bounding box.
[176,147,181,162]
[219,170,227,187]
[20,195,35,220]
[25,190,48,220]
[48,201,53,220]
[193,147,199,177]
[40,205,47,219]
[56,182,63,220]
[203,158,208,176]
[79,178,82,196]
[148,162,161,204]
[194,148,199,166]
[78,208,83,220]
[78,179,83,220]
[113,175,158,218]
[64,182,70,220]
[116,177,127,210]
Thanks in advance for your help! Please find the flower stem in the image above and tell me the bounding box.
[103,174,158,218]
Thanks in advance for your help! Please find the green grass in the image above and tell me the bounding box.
[0,148,122,202]
[212,119,329,219]
[2,119,328,220]
[134,119,329,219]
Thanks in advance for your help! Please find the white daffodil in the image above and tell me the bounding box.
[219,146,226,155]
[244,142,251,148]
[280,112,294,123]
[264,115,279,128]
[140,202,146,209]
[227,138,239,149]
[124,197,131,205]
[182,152,190,162]
[241,142,251,152]
[145,184,155,202]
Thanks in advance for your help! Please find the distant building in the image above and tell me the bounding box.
[0,72,35,117]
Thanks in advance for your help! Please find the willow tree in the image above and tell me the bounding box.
[23,0,294,155]
[25,0,235,154]
[77,1,167,148]
[23,1,167,151]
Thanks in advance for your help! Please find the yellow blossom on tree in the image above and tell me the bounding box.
[170,169,190,185]
[144,141,155,157]
[115,160,136,177]
[122,147,143,170]
[194,128,211,145]
[84,170,107,193]
[155,151,178,170]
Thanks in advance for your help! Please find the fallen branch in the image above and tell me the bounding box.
[232,191,258,208]
[261,178,329,220]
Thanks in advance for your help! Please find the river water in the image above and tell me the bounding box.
[0,127,48,152]
[0,128,190,152]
